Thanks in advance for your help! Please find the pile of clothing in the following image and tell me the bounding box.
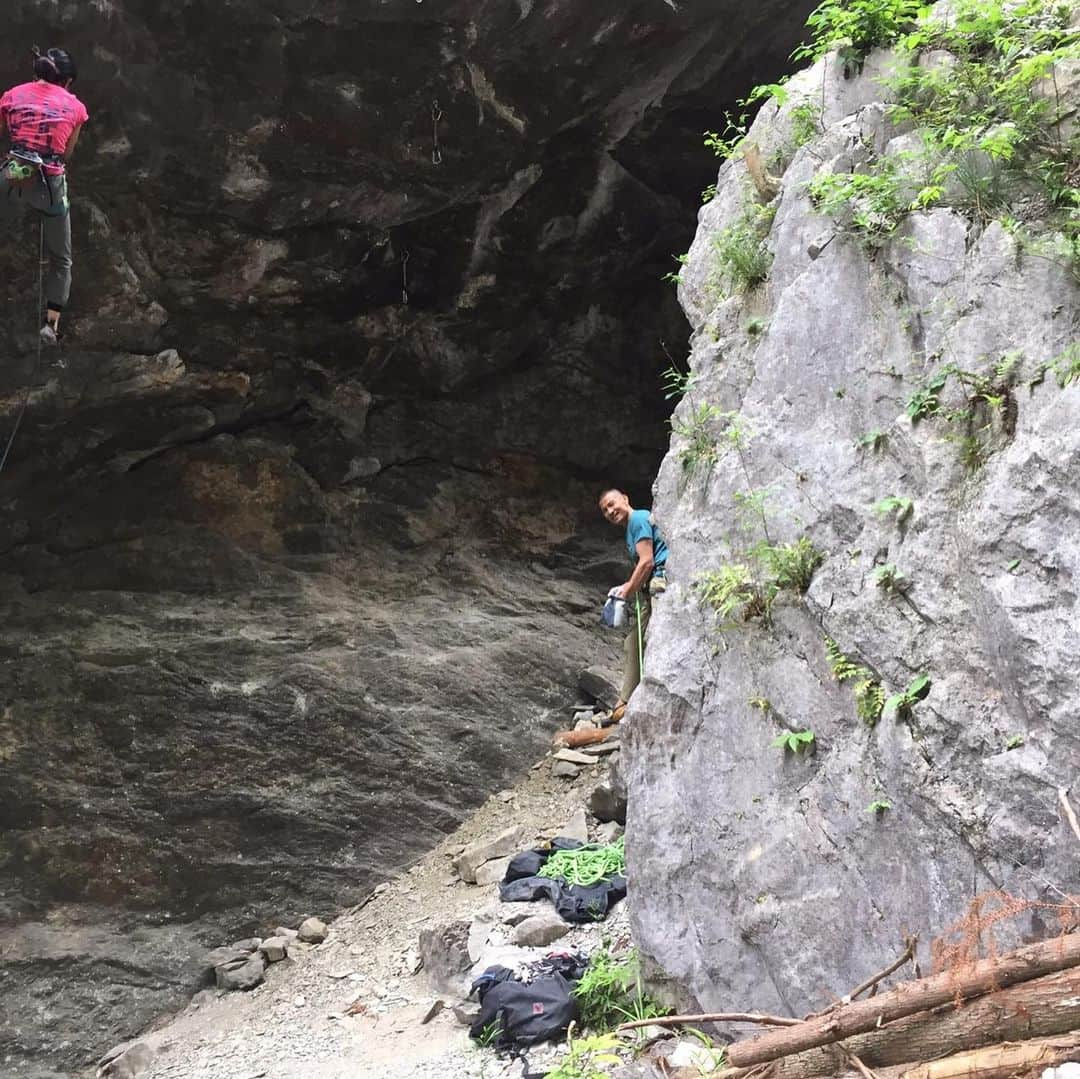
[498,838,627,923]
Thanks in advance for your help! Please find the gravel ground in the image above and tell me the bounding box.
[114,750,630,1079]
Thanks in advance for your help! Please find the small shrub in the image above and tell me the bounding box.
[661,364,697,401]
[907,367,952,422]
[764,537,825,593]
[883,673,931,719]
[825,638,884,726]
[1052,343,1080,388]
[672,401,724,477]
[868,798,893,814]
[856,429,888,452]
[873,495,914,523]
[793,0,923,65]
[573,950,668,1032]
[708,203,775,296]
[545,1030,623,1079]
[696,564,769,627]
[1006,734,1025,750]
[873,563,907,593]
[771,729,816,753]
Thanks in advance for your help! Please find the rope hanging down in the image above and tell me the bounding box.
[0,219,47,476]
[400,250,410,305]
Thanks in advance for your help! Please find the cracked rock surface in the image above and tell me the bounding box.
[626,32,1080,1018]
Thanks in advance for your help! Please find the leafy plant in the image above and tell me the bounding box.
[697,538,823,629]
[873,495,914,523]
[854,677,886,726]
[771,729,816,753]
[661,252,689,286]
[808,165,908,241]
[573,950,668,1032]
[708,203,775,296]
[661,363,697,401]
[873,563,907,593]
[1051,343,1080,388]
[545,1029,623,1079]
[883,673,932,720]
[825,636,863,682]
[793,0,924,65]
[907,367,952,422]
[749,696,772,713]
[696,564,768,627]
[791,100,822,148]
[746,316,768,336]
[1006,734,1025,750]
[856,429,888,452]
[764,537,825,593]
[672,401,724,477]
[825,638,884,726]
[868,798,893,814]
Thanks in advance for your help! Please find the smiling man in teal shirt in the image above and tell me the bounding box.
[598,488,668,718]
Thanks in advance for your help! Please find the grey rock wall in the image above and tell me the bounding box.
[626,38,1080,1018]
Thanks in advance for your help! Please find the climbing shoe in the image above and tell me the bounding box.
[39,323,59,347]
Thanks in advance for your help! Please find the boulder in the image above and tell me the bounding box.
[560,808,590,844]
[259,937,289,963]
[474,856,513,887]
[297,917,328,944]
[214,953,266,991]
[512,912,570,948]
[553,761,581,780]
[578,667,622,709]
[418,920,472,995]
[96,1041,155,1079]
[453,825,531,884]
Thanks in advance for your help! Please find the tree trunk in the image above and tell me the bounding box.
[733,966,1080,1079]
[872,1030,1080,1079]
[725,932,1080,1068]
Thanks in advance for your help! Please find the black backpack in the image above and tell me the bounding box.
[469,973,578,1048]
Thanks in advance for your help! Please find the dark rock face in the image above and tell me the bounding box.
[0,0,814,1072]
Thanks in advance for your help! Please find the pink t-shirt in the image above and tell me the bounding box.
[1,81,88,173]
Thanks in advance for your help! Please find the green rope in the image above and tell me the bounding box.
[537,837,626,887]
[635,594,644,681]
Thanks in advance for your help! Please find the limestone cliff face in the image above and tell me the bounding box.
[627,27,1080,1016]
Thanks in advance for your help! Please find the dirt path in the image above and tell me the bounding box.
[112,750,627,1079]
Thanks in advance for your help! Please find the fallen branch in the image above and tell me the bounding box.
[725,931,1080,1068]
[1059,787,1080,846]
[841,937,918,1005]
[843,1051,877,1079]
[617,1011,802,1033]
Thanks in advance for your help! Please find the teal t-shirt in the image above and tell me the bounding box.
[625,509,668,572]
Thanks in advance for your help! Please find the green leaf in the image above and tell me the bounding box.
[882,692,905,719]
[1006,734,1024,750]
[906,674,931,700]
[1007,558,1021,572]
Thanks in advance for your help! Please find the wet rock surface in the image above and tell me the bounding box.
[0,1,815,1073]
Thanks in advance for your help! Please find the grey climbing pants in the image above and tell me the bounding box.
[0,168,73,310]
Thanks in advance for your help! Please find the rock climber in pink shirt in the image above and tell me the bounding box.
[0,47,88,346]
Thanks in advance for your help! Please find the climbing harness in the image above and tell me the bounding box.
[0,220,48,477]
[4,146,64,210]
[430,100,443,165]
[400,250,410,305]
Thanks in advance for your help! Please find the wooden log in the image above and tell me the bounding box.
[731,966,1080,1079]
[877,1030,1080,1079]
[725,932,1080,1068]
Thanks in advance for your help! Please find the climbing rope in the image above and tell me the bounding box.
[431,100,443,165]
[635,595,644,680]
[400,250,410,305]
[0,219,46,477]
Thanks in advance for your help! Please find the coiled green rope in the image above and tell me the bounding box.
[537,836,626,887]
